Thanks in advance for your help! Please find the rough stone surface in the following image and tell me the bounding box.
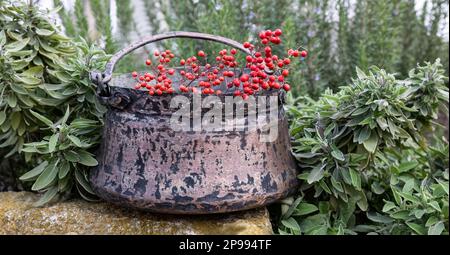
[0,192,273,235]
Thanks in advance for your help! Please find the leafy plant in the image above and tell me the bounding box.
[0,1,109,205]
[279,59,449,235]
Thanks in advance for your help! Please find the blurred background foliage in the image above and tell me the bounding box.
[43,0,449,99]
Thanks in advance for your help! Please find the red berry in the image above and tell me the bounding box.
[168,69,175,75]
[283,58,291,65]
[265,30,272,37]
[242,94,249,100]
[274,29,282,36]
[259,32,266,39]
[230,49,237,55]
[154,51,160,56]
[234,90,241,96]
[270,37,281,44]
[240,74,249,82]
[180,59,186,65]
[261,39,269,45]
[282,70,289,77]
[292,50,300,57]
[198,50,206,57]
[132,71,138,78]
[243,42,251,48]
[246,56,253,62]
[145,59,152,65]
[283,84,291,91]
[301,50,308,58]
[156,89,162,95]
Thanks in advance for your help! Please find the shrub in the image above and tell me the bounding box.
[0,2,109,205]
[279,59,449,235]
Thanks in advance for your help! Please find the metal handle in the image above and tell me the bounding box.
[91,31,251,96]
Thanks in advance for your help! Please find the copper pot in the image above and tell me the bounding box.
[89,32,298,214]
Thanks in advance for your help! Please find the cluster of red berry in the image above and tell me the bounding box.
[131,29,307,99]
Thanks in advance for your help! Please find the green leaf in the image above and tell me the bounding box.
[363,131,378,153]
[7,94,17,108]
[34,186,59,207]
[382,201,397,213]
[31,158,60,191]
[357,127,371,143]
[281,218,301,232]
[398,161,419,173]
[371,182,385,194]
[10,111,21,130]
[331,145,345,161]
[35,28,55,36]
[0,30,6,46]
[349,168,361,190]
[390,210,410,220]
[351,106,369,116]
[30,110,53,127]
[426,216,439,227]
[367,212,394,224]
[294,202,319,216]
[77,150,98,166]
[307,165,325,184]
[48,133,59,153]
[428,222,445,235]
[330,176,344,192]
[64,150,80,162]
[0,112,6,126]
[428,201,441,211]
[19,161,49,181]
[74,169,95,194]
[58,161,71,179]
[376,117,388,131]
[61,106,70,125]
[355,67,366,80]
[67,135,82,147]
[5,37,30,52]
[10,83,28,95]
[436,179,449,195]
[406,222,426,235]
[282,196,303,220]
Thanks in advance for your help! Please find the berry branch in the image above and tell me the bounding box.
[130,29,308,100]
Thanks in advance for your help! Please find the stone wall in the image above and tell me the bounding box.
[0,192,273,235]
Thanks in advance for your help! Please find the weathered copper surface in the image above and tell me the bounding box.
[89,32,298,214]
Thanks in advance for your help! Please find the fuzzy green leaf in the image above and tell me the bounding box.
[19,161,49,181]
[31,158,60,191]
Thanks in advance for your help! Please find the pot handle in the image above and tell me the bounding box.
[90,31,251,96]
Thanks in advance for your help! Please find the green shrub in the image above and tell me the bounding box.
[279,59,449,235]
[0,2,109,205]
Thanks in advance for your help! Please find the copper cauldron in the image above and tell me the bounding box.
[89,32,298,214]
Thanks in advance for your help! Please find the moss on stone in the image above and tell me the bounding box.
[0,192,273,235]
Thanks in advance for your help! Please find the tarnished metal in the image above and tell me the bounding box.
[89,32,299,214]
